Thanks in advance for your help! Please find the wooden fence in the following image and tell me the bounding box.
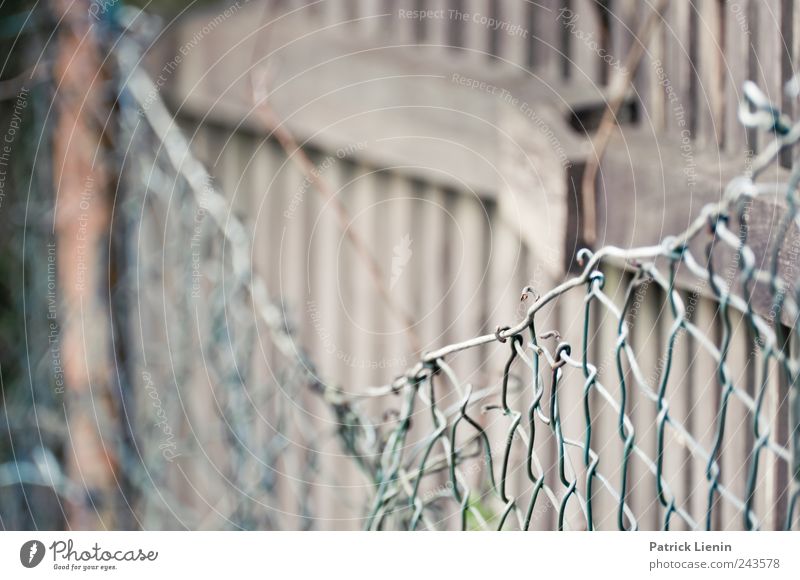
[141,0,798,529]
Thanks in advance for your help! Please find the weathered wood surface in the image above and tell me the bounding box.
[158,3,601,201]
[597,127,798,327]
[142,0,800,529]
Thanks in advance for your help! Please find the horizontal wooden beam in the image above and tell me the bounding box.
[156,6,603,197]
[151,3,614,278]
[597,128,798,326]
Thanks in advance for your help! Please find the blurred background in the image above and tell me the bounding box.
[0,0,798,531]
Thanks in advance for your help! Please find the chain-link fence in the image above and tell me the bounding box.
[124,28,800,528]
[358,80,800,531]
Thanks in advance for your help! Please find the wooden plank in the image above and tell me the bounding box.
[627,281,662,530]
[167,3,610,206]
[754,0,782,155]
[686,298,722,529]
[416,183,450,354]
[791,333,800,530]
[723,0,752,156]
[463,0,492,61]
[380,171,417,381]
[356,0,389,36]
[587,265,626,529]
[495,0,530,69]
[427,0,451,49]
[484,207,526,528]
[444,193,488,527]
[596,128,800,325]
[304,148,335,529]
[447,193,487,385]
[409,181,453,529]
[772,334,792,529]
[497,99,584,279]
[394,0,421,44]
[793,0,800,170]
[662,0,692,138]
[341,164,377,389]
[780,0,794,169]
[568,0,604,85]
[752,336,791,530]
[553,270,591,530]
[640,1,665,132]
[717,309,754,530]
[532,0,566,77]
[694,0,724,149]
[659,289,694,530]
[236,135,276,529]
[277,158,313,529]
[321,0,349,28]
[222,132,252,218]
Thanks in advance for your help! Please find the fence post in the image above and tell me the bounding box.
[52,0,121,530]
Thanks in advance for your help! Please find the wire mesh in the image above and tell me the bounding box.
[360,80,800,531]
[118,19,800,529]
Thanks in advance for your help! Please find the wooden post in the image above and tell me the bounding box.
[52,0,120,530]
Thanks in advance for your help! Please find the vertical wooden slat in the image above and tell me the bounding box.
[447,193,486,385]
[394,0,420,44]
[779,0,795,168]
[243,136,286,528]
[793,0,800,170]
[694,0,724,149]
[485,209,524,527]
[606,0,636,78]
[496,0,529,69]
[588,265,625,529]
[341,165,382,388]
[335,161,381,529]
[220,132,250,219]
[304,149,334,529]
[641,2,666,132]
[718,310,753,530]
[662,0,692,138]
[447,192,488,526]
[659,289,693,530]
[427,0,450,49]
[568,0,604,84]
[754,0,782,154]
[356,0,389,37]
[322,0,348,27]
[416,184,449,353]
[412,182,452,528]
[723,0,752,157]
[533,0,566,77]
[362,169,397,388]
[628,283,661,530]
[790,332,800,530]
[463,0,492,60]
[382,172,417,381]
[687,298,721,529]
[773,331,792,530]
[555,274,590,530]
[752,334,789,530]
[278,158,312,529]
[749,337,772,528]
[510,242,536,529]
